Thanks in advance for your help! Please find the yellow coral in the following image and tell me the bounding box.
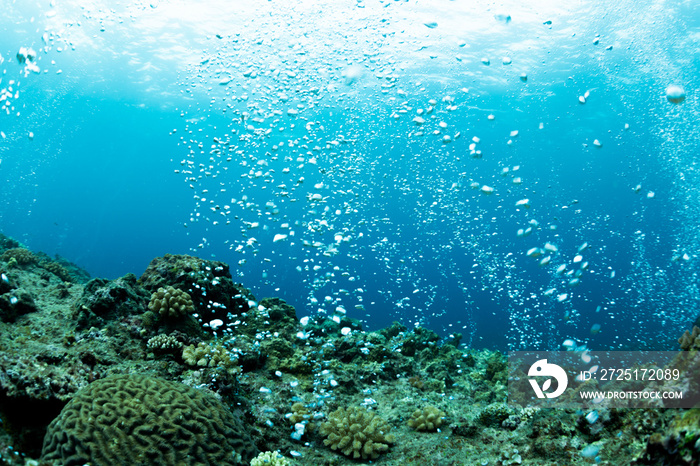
[250,451,290,466]
[147,334,183,351]
[407,406,446,431]
[148,286,195,319]
[320,407,395,460]
[182,342,235,368]
[287,402,316,433]
[1,248,35,265]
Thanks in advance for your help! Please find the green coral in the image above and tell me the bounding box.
[41,374,258,465]
[182,342,236,368]
[1,247,35,265]
[407,406,446,431]
[320,406,395,460]
[146,333,183,352]
[148,286,195,319]
[250,451,291,466]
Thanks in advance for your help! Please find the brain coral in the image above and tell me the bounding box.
[148,286,195,319]
[41,374,258,465]
[320,406,395,460]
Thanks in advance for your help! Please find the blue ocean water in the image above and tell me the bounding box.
[1,0,698,351]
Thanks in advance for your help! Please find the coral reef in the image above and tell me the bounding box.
[41,374,258,465]
[320,406,395,460]
[148,285,195,319]
[73,274,150,329]
[0,235,697,466]
[0,233,21,251]
[407,406,446,431]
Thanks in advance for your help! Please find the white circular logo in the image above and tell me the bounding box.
[528,359,568,399]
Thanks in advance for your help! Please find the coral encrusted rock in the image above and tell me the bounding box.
[1,247,35,265]
[41,374,258,465]
[73,274,150,329]
[139,254,255,329]
[320,406,395,460]
[39,260,73,282]
[148,286,195,319]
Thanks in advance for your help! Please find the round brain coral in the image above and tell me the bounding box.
[320,406,395,460]
[41,374,258,465]
[148,286,195,319]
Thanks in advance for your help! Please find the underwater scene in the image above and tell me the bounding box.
[1,0,699,464]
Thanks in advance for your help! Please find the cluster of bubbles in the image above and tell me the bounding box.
[171,3,640,350]
[3,0,697,351]
[170,0,700,351]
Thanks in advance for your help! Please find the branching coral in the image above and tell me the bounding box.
[148,286,195,319]
[407,406,446,431]
[146,333,183,352]
[320,406,395,460]
[182,342,235,368]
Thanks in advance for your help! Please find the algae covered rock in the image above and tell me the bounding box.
[398,326,440,357]
[320,406,395,460]
[73,273,150,328]
[0,289,38,322]
[41,374,258,465]
[477,402,515,427]
[139,254,255,331]
[39,260,73,282]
